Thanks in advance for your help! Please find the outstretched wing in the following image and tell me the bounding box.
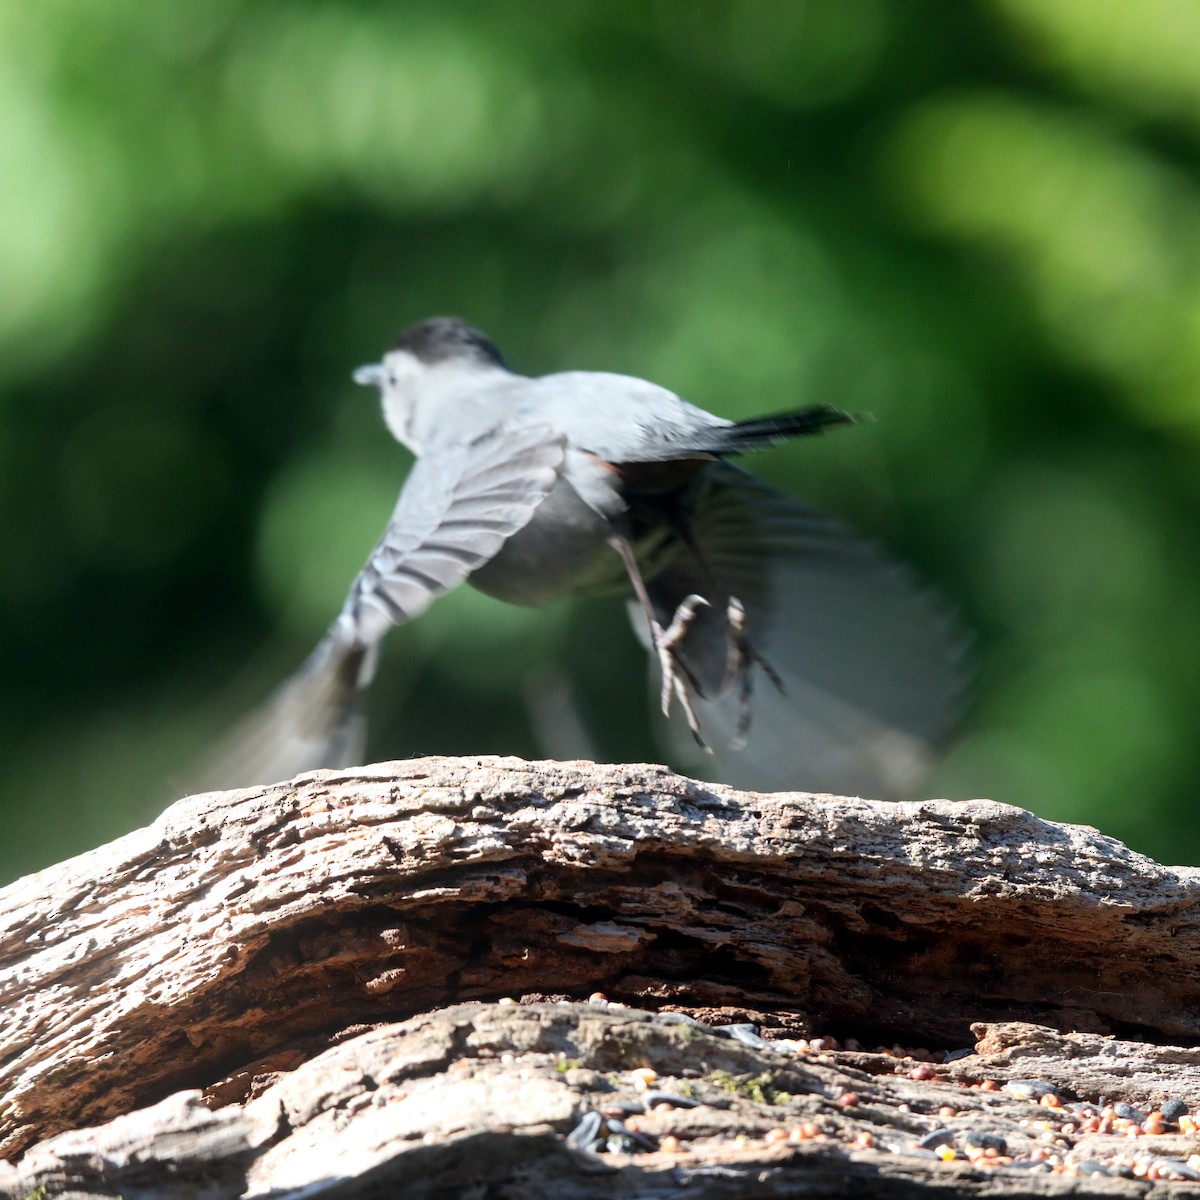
[641,465,969,799]
[341,424,566,646]
[192,424,565,791]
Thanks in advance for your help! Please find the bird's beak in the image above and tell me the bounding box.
[353,363,385,388]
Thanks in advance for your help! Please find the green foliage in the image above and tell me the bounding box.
[3,0,1200,879]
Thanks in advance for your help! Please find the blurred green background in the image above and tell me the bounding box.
[3,0,1199,881]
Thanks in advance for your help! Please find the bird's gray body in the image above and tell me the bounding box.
[204,317,967,798]
[363,350,741,609]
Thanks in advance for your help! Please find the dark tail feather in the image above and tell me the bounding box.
[690,404,857,456]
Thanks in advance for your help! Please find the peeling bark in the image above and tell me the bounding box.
[2,756,1200,1196]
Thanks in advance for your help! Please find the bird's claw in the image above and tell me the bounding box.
[723,597,785,748]
[651,593,783,752]
[653,594,710,748]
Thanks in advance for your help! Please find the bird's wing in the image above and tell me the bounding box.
[341,423,566,646]
[191,424,565,791]
[639,464,969,799]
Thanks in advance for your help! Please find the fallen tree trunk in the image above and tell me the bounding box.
[3,756,1200,1196]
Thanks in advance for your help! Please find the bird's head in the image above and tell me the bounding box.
[353,317,508,448]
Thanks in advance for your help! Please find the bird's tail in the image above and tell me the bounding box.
[639,464,968,798]
[683,404,856,456]
[187,624,372,793]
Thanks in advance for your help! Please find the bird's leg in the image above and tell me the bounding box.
[670,515,786,745]
[657,593,711,728]
[609,532,711,747]
[723,597,785,747]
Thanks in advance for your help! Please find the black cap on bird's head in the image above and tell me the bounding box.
[389,317,508,369]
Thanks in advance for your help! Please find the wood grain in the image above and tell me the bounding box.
[3,756,1199,1193]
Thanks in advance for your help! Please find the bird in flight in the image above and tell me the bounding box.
[202,317,966,798]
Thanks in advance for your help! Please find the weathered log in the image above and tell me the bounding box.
[8,1004,1200,1197]
[3,756,1200,1195]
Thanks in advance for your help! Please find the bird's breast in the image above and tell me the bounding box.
[467,464,686,607]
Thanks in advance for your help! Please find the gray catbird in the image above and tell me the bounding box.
[204,317,965,797]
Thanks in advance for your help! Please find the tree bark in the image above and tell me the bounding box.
[3,756,1200,1196]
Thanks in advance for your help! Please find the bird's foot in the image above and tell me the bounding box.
[723,597,785,748]
[653,593,710,748]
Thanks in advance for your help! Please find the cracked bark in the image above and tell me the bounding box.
[2,755,1200,1197]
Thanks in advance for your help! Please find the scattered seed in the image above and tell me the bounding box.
[1005,1079,1056,1101]
[719,1024,770,1050]
[963,1131,1006,1154]
[1161,1157,1200,1181]
[642,1091,701,1111]
[917,1128,954,1151]
[567,1111,603,1150]
[604,1117,657,1153]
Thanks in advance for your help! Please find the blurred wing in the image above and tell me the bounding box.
[641,465,969,798]
[342,424,566,646]
[191,424,565,791]
[186,632,372,794]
